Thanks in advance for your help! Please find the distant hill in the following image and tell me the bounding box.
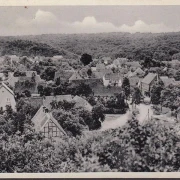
[0,37,79,59]
[1,32,180,61]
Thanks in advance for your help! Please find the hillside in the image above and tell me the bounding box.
[16,32,180,61]
[0,38,79,59]
[1,32,180,61]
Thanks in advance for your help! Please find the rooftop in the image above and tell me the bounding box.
[141,73,157,85]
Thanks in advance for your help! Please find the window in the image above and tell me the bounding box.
[42,120,61,138]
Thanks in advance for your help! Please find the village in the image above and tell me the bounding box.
[0,54,180,139]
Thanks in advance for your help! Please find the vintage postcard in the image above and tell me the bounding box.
[0,0,180,178]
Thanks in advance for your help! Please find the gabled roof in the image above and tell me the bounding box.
[160,77,175,87]
[113,58,128,65]
[171,60,180,64]
[125,61,141,68]
[54,70,74,81]
[73,95,93,111]
[104,73,123,81]
[141,73,157,85]
[0,82,14,95]
[96,63,106,70]
[134,67,145,75]
[93,69,112,79]
[102,57,111,61]
[69,71,83,81]
[43,95,73,109]
[32,105,66,135]
[129,76,141,86]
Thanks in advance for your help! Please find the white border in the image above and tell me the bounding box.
[1,172,180,178]
[0,0,180,6]
[0,0,180,178]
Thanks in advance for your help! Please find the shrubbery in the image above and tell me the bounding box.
[0,109,180,172]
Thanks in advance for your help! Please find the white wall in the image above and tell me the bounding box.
[103,76,109,86]
[0,86,16,111]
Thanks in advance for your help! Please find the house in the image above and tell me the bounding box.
[25,71,37,77]
[6,73,19,88]
[133,67,145,77]
[140,73,158,96]
[106,64,116,69]
[102,57,112,65]
[31,105,66,139]
[73,95,93,111]
[52,55,63,61]
[30,94,92,112]
[113,58,128,68]
[91,67,97,72]
[0,73,6,81]
[125,61,141,69]
[96,63,106,72]
[7,71,43,89]
[0,82,16,111]
[103,73,123,87]
[43,95,73,109]
[129,76,141,87]
[160,76,175,87]
[69,71,83,82]
[54,70,74,83]
[169,60,180,69]
[16,64,27,71]
[128,67,145,78]
[93,69,112,80]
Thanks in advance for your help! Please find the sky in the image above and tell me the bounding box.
[0,6,180,36]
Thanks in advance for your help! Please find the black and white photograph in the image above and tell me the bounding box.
[0,1,180,175]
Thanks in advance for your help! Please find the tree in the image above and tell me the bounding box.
[132,87,142,108]
[23,90,31,97]
[122,77,130,100]
[37,85,44,96]
[31,72,36,82]
[74,82,93,97]
[172,52,180,60]
[87,69,92,77]
[40,67,56,81]
[80,53,92,66]
[91,103,105,130]
[52,109,85,136]
[55,77,61,86]
[150,82,164,105]
[116,92,127,113]
[174,70,180,81]
[14,71,26,77]
[160,84,180,112]
[43,87,53,96]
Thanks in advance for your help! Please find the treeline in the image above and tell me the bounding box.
[16,32,180,61]
[0,39,75,58]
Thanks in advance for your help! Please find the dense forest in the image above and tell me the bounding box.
[15,32,180,61]
[0,38,78,58]
[0,32,180,61]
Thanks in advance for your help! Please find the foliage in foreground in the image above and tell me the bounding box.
[0,110,179,172]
